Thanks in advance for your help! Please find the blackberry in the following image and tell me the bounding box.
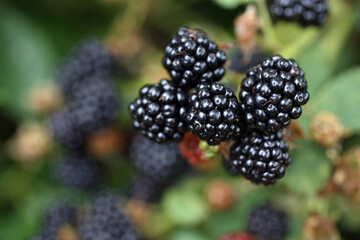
[162,26,227,88]
[33,204,78,240]
[247,204,289,240]
[57,38,116,98]
[128,79,188,143]
[268,0,328,26]
[223,130,291,185]
[128,175,168,203]
[130,135,189,183]
[229,50,267,74]
[239,55,309,134]
[69,78,119,133]
[54,151,102,189]
[50,110,83,149]
[187,82,242,145]
[79,194,139,240]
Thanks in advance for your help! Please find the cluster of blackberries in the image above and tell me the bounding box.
[247,204,289,240]
[224,55,309,185]
[268,0,328,26]
[130,26,243,146]
[32,194,139,240]
[49,39,119,189]
[128,135,189,203]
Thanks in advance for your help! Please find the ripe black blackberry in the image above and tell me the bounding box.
[162,26,227,88]
[247,204,289,240]
[187,82,242,145]
[79,194,139,240]
[33,204,78,240]
[69,78,119,133]
[229,49,267,74]
[128,175,168,203]
[57,38,116,98]
[239,55,309,134]
[223,130,291,185]
[268,0,328,26]
[130,135,189,183]
[128,79,188,143]
[50,110,83,149]
[54,151,102,190]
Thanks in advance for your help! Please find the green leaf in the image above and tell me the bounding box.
[212,0,254,9]
[163,187,209,226]
[0,2,56,119]
[170,229,208,240]
[284,140,331,196]
[314,67,360,132]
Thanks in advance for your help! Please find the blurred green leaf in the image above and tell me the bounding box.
[314,67,360,132]
[284,140,331,196]
[0,2,56,119]
[212,0,254,9]
[163,187,209,226]
[169,229,207,240]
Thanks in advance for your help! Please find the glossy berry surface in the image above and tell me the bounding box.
[187,82,242,145]
[239,55,309,134]
[268,0,328,26]
[130,135,189,183]
[162,26,227,88]
[128,79,188,143]
[247,204,289,240]
[223,130,291,185]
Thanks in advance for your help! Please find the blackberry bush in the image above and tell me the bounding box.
[223,130,291,185]
[54,151,102,190]
[239,55,309,134]
[162,26,227,88]
[268,0,328,26]
[57,38,116,98]
[79,194,138,240]
[128,79,188,143]
[187,82,242,145]
[69,78,119,134]
[247,205,289,240]
[130,135,189,183]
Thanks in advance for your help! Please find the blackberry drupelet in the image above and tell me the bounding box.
[69,78,119,133]
[128,175,168,203]
[128,79,188,143]
[54,151,102,189]
[79,194,139,240]
[229,50,267,74]
[162,26,227,88]
[130,135,189,183]
[239,55,309,134]
[268,0,328,26]
[57,38,116,98]
[187,82,242,145]
[223,130,291,185]
[247,204,289,240]
[50,110,83,149]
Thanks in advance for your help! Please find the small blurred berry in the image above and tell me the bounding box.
[179,132,212,165]
[218,231,254,240]
[124,199,151,230]
[303,213,340,240]
[87,127,123,159]
[27,84,63,114]
[204,180,235,211]
[310,111,346,148]
[7,122,52,163]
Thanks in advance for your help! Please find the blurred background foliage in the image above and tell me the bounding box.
[0,0,360,239]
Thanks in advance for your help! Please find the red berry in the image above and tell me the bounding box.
[179,132,211,165]
[218,232,254,240]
